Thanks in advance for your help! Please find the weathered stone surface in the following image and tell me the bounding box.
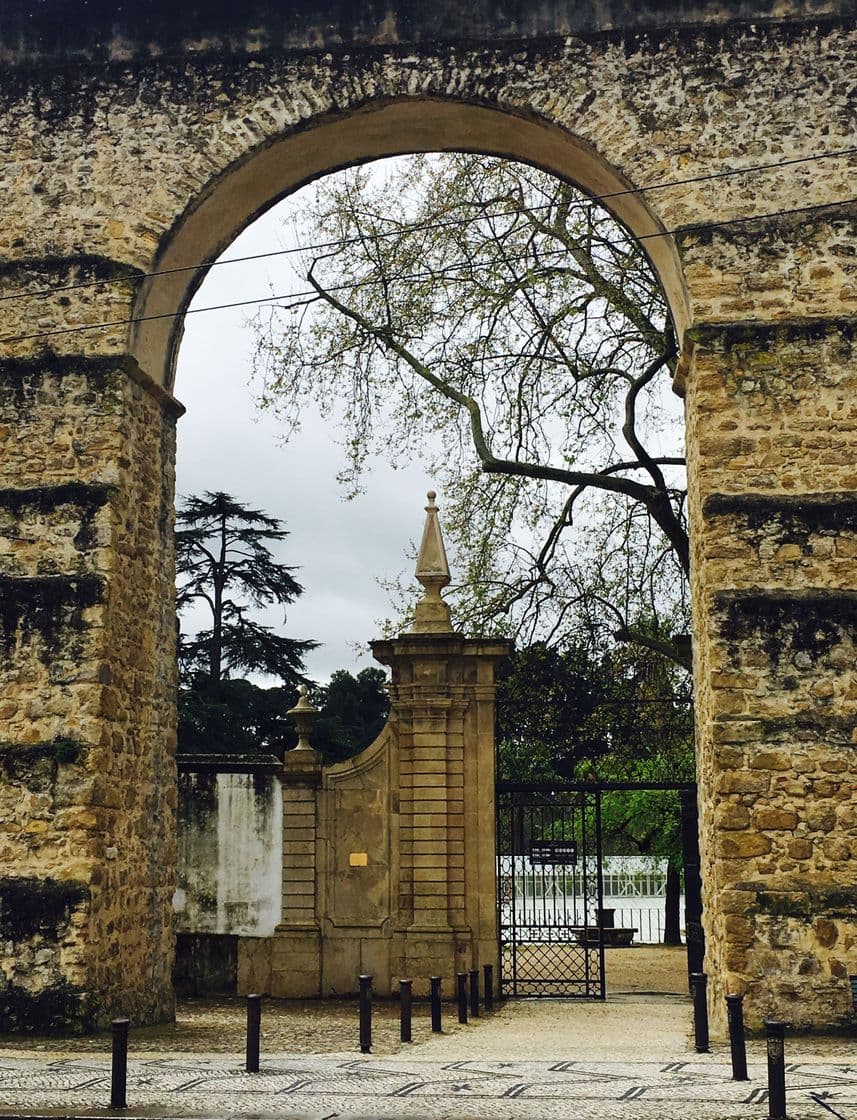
[0,358,179,1028]
[0,2,856,1032]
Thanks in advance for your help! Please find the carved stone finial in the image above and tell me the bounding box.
[410,490,453,634]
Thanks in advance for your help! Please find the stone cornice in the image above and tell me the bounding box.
[0,353,185,418]
[686,314,857,350]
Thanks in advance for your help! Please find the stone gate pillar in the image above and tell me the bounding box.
[372,493,510,985]
[271,688,324,997]
[0,351,181,1030]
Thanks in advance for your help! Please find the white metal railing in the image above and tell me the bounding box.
[499,855,682,944]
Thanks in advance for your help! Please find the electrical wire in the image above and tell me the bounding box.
[2,193,856,347]
[1,144,855,306]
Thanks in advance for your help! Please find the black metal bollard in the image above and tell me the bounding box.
[245,994,261,1073]
[456,972,468,1024]
[726,994,749,1081]
[110,1018,129,1109]
[400,979,412,1043]
[483,963,494,1010]
[469,968,480,1018]
[690,972,710,1053]
[765,1020,787,1120]
[359,975,373,1054]
[430,976,442,1033]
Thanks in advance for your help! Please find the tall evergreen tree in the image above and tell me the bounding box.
[175,491,316,754]
[176,491,316,690]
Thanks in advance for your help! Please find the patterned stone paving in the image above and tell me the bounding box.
[0,1052,856,1119]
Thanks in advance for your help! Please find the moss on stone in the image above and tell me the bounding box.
[756,891,810,918]
[756,887,857,919]
[0,574,103,662]
[0,482,112,515]
[703,492,857,537]
[0,877,88,941]
[0,979,89,1033]
[715,588,857,667]
[0,254,143,284]
[687,315,857,350]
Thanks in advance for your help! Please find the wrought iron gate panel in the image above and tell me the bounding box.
[496,783,605,998]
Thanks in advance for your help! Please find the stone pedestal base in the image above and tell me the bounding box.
[270,928,321,998]
[389,927,476,997]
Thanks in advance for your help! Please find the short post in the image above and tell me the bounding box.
[359,974,373,1053]
[483,963,494,1010]
[765,1020,787,1120]
[245,994,261,1073]
[456,972,468,1024]
[110,1018,129,1109]
[726,994,749,1081]
[469,968,480,1018]
[399,979,412,1044]
[690,972,709,1053]
[430,976,442,1033]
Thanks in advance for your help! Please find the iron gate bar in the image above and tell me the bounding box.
[496,779,699,1000]
[595,789,606,1000]
[497,785,606,999]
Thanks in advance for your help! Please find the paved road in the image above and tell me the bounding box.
[2,1050,856,1119]
[0,996,854,1119]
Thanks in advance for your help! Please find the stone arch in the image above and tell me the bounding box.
[1,11,856,1034]
[130,98,690,393]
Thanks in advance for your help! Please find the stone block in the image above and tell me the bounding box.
[753,808,798,831]
[748,751,792,771]
[716,831,773,858]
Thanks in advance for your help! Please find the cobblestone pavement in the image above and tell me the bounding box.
[0,995,854,1120]
[1,1050,857,1120]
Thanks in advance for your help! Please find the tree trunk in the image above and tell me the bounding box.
[663,858,682,945]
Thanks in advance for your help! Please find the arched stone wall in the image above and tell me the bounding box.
[0,4,855,1030]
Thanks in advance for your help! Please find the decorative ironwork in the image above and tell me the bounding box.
[497,783,605,998]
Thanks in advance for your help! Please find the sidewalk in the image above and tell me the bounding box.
[0,994,854,1120]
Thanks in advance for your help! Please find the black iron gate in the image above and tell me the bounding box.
[496,783,605,997]
[497,780,702,999]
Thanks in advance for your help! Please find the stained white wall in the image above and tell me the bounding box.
[175,769,283,936]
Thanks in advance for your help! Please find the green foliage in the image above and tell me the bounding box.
[497,636,694,786]
[175,491,319,757]
[178,675,298,756]
[497,634,693,887]
[311,667,390,764]
[178,668,390,764]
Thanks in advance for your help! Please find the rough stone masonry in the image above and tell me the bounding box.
[0,0,855,1032]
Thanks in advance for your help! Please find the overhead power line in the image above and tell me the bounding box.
[0,144,855,306]
[2,194,856,347]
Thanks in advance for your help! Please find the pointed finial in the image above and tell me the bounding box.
[410,490,453,633]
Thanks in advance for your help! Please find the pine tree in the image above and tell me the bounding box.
[176,491,316,690]
[175,491,316,755]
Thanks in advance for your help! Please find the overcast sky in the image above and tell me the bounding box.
[173,158,684,686]
[175,177,437,684]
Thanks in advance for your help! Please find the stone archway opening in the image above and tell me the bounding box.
[166,123,693,1007]
[5,12,856,1035]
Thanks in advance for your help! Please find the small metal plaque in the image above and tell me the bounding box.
[530,840,578,866]
[349,852,368,867]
